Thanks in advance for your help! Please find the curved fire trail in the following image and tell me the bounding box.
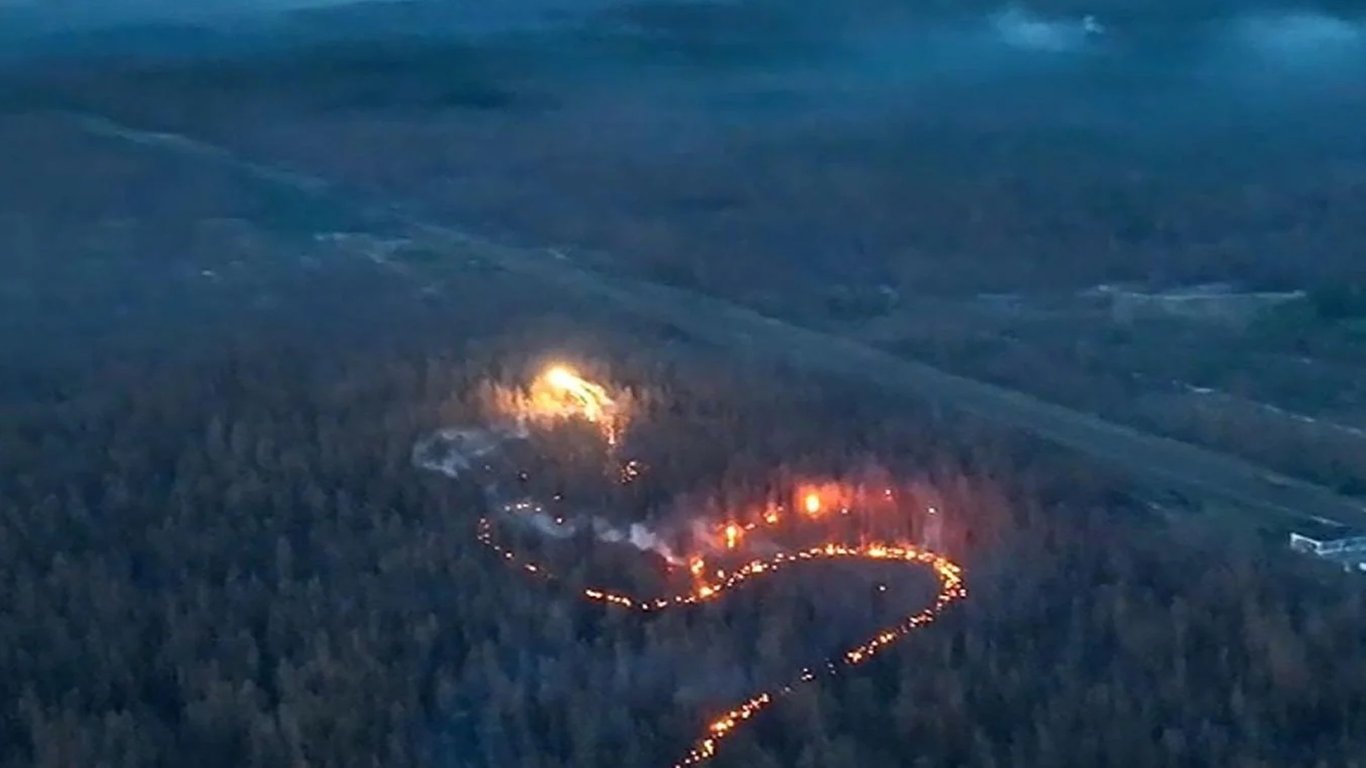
[414,365,968,767]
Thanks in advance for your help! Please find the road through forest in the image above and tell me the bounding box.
[72,112,1366,530]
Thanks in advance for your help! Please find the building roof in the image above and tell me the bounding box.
[1290,519,1365,543]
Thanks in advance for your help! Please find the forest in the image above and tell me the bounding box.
[2,328,1365,768]
[4,1,1366,765]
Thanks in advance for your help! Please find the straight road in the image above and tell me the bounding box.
[73,113,1366,529]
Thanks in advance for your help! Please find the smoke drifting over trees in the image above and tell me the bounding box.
[3,337,1365,768]
[3,0,1366,765]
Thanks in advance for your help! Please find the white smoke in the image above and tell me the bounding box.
[496,499,574,536]
[987,8,1105,53]
[415,420,686,565]
[493,496,684,565]
[1202,10,1366,92]
[1221,10,1366,85]
[603,522,683,566]
[1231,11,1365,63]
[412,423,527,479]
[688,517,725,554]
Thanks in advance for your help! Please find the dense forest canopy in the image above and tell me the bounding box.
[3,1,1366,766]
[12,0,1361,298]
[3,330,1365,768]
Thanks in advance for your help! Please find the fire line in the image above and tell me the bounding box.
[454,365,968,766]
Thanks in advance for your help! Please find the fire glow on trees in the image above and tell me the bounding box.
[481,514,966,764]
[461,364,968,768]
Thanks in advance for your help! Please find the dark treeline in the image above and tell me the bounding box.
[6,0,1364,322]
[2,338,1364,768]
[24,51,1363,300]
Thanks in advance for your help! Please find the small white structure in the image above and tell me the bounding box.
[1289,524,1366,572]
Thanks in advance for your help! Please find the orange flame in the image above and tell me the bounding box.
[723,523,741,550]
[473,377,968,768]
[478,511,967,768]
[514,364,623,444]
[803,492,822,516]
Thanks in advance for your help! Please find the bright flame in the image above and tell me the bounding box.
[518,363,623,444]
[803,492,822,516]
[544,365,578,390]
[724,523,741,550]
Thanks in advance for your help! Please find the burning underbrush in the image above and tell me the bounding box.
[414,361,978,766]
